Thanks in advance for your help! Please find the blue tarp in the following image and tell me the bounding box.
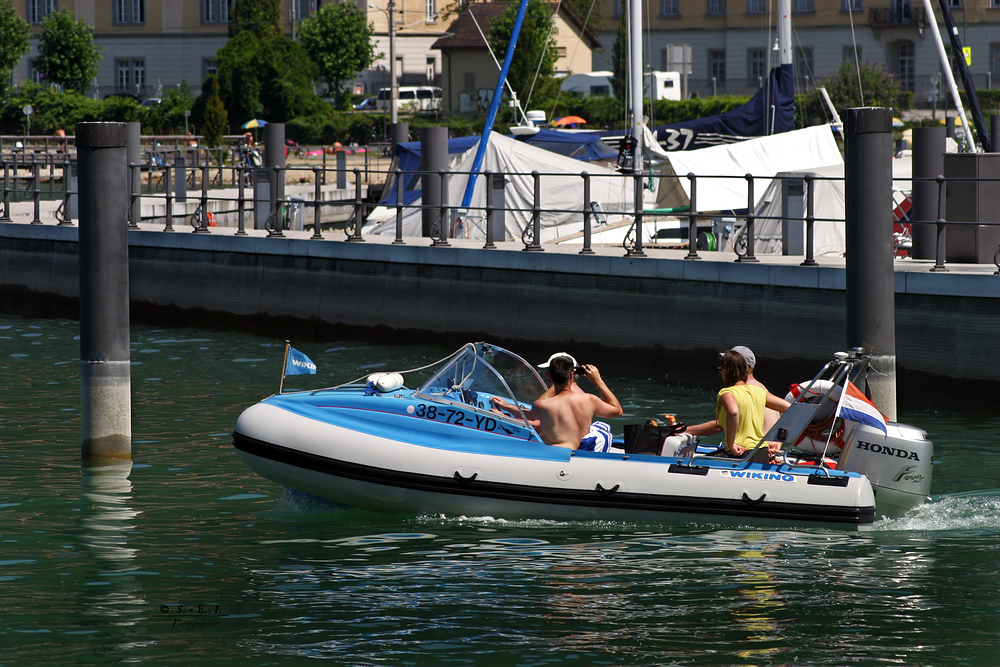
[383,136,480,207]
[512,129,619,162]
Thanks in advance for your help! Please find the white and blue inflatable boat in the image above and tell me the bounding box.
[233,343,933,530]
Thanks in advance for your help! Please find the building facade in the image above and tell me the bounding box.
[432,2,601,114]
[10,0,442,101]
[592,0,1000,106]
[359,0,448,96]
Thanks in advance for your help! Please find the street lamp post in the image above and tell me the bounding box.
[370,2,397,125]
[388,0,397,125]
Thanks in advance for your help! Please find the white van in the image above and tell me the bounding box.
[559,71,681,101]
[376,86,442,111]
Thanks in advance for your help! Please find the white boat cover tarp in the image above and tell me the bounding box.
[364,132,656,241]
[658,125,844,213]
[752,157,912,257]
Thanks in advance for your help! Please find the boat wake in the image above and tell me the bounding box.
[874,490,1000,532]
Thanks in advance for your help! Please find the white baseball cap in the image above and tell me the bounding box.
[538,352,578,368]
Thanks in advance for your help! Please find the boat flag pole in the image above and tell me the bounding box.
[459,0,531,211]
[279,340,290,394]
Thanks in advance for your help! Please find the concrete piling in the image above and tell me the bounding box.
[127,122,141,227]
[911,126,945,260]
[264,122,286,204]
[844,108,896,421]
[420,126,448,238]
[77,122,132,459]
[390,123,409,151]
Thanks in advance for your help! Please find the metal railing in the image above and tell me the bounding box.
[868,6,926,27]
[3,154,999,275]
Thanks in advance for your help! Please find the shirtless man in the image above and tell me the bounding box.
[491,355,622,449]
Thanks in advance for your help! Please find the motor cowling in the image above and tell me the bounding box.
[838,422,933,519]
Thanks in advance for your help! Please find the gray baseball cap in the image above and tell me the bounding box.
[730,346,756,369]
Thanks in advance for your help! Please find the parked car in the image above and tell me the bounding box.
[141,98,162,107]
[353,97,377,111]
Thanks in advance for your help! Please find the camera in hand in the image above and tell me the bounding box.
[574,366,587,376]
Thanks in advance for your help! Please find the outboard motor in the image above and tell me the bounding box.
[838,422,933,519]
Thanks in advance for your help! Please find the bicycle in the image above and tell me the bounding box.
[190,204,216,231]
[264,199,302,236]
[237,146,261,187]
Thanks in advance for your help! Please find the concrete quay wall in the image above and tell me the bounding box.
[1,222,998,387]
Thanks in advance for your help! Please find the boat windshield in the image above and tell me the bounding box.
[414,343,547,422]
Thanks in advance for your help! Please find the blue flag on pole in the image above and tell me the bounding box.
[284,347,317,376]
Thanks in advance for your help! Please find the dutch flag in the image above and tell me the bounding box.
[836,381,888,434]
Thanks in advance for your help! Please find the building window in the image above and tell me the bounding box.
[794,46,813,87]
[794,0,815,12]
[203,0,230,23]
[426,57,435,84]
[203,58,218,81]
[991,0,1000,8]
[614,0,623,17]
[426,0,437,22]
[292,0,316,20]
[947,0,961,7]
[893,0,912,21]
[747,0,765,14]
[991,43,1000,75]
[29,59,42,84]
[748,48,765,82]
[115,0,145,24]
[116,59,146,95]
[896,40,915,91]
[709,49,726,82]
[660,0,680,16]
[842,0,862,10]
[28,0,57,24]
[707,0,726,15]
[842,46,861,63]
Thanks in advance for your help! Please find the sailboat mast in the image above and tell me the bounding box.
[630,0,643,170]
[920,0,977,151]
[459,0,532,210]
[777,0,792,65]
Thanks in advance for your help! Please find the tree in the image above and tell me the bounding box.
[37,9,103,94]
[817,61,904,113]
[487,0,560,112]
[561,0,603,38]
[145,81,196,134]
[298,3,378,111]
[609,15,628,104]
[201,75,227,147]
[229,0,281,39]
[0,82,100,134]
[216,25,321,125]
[0,1,30,97]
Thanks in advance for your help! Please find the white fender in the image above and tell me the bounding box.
[377,373,404,392]
[368,373,405,392]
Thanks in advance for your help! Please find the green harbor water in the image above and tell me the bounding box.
[2,315,1000,666]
